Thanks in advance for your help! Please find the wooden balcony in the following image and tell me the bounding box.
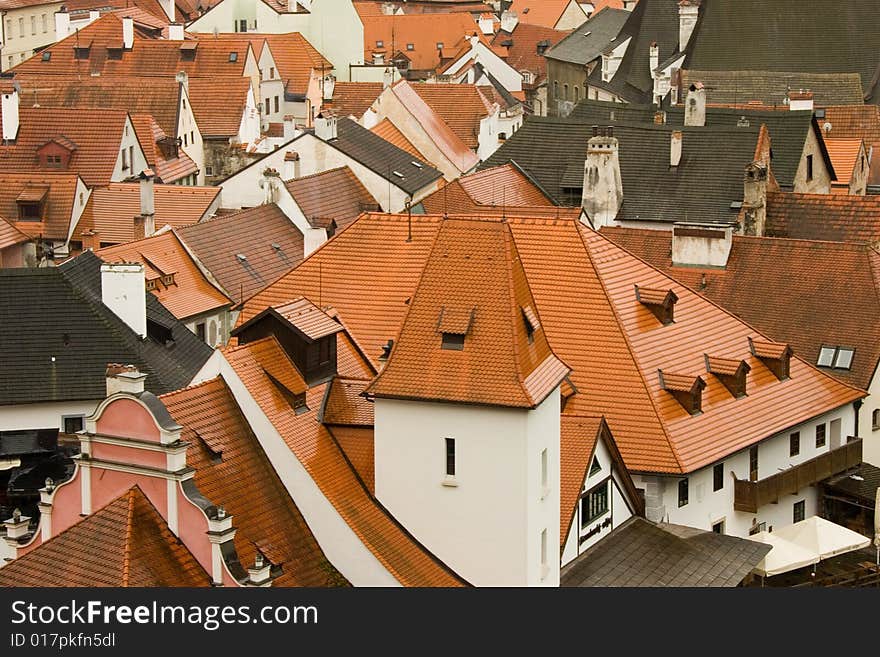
[734,438,862,513]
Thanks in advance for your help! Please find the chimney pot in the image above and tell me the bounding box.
[592,124,599,137]
[105,363,147,395]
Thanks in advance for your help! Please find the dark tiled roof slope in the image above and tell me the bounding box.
[0,251,212,405]
[679,70,865,108]
[766,191,880,245]
[285,167,380,232]
[544,7,630,66]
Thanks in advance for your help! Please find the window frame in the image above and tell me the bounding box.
[713,463,724,491]
[793,499,805,523]
[441,332,465,351]
[790,431,800,457]
[62,415,84,434]
[581,480,609,527]
[806,153,814,181]
[677,478,689,507]
[445,437,455,477]
[815,423,826,448]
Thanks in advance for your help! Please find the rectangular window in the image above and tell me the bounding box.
[129,146,133,172]
[205,165,214,177]
[62,415,84,433]
[806,154,814,181]
[265,97,270,115]
[712,520,725,534]
[790,431,800,457]
[581,482,609,526]
[238,19,247,33]
[183,134,188,146]
[540,448,548,492]
[42,14,47,33]
[6,20,12,40]
[441,332,465,350]
[815,424,826,448]
[270,66,275,78]
[274,96,279,113]
[445,438,455,476]
[19,17,24,38]
[713,463,724,491]
[793,500,805,523]
[196,322,206,342]
[749,445,758,482]
[30,16,35,35]
[121,148,129,170]
[678,478,689,507]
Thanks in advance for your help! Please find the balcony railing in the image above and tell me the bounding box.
[734,438,862,513]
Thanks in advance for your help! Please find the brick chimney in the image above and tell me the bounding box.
[101,263,147,338]
[122,16,134,49]
[788,89,814,112]
[671,222,733,268]
[684,82,706,127]
[105,363,147,396]
[582,126,623,228]
[81,229,99,251]
[742,161,768,236]
[678,0,701,51]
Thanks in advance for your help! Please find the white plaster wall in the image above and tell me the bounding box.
[111,116,149,182]
[859,369,880,466]
[238,86,260,145]
[374,389,560,587]
[190,351,401,586]
[0,3,63,71]
[0,400,101,432]
[793,127,832,194]
[66,177,92,245]
[634,404,856,537]
[555,0,589,30]
[178,87,205,185]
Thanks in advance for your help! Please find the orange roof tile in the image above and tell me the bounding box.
[187,77,253,138]
[408,82,493,149]
[325,82,384,118]
[370,118,424,159]
[162,377,348,586]
[492,23,570,86]
[817,105,880,145]
[0,215,29,250]
[508,0,590,28]
[273,296,344,341]
[327,425,375,494]
[224,336,466,586]
[262,33,332,95]
[242,213,863,475]
[130,114,199,184]
[285,166,380,232]
[0,172,81,242]
[79,182,219,245]
[766,190,880,245]
[0,107,134,186]
[361,13,490,72]
[824,138,864,187]
[457,162,555,206]
[0,486,211,587]
[321,377,374,427]
[97,230,231,319]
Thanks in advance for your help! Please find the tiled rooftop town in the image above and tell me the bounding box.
[0,0,878,588]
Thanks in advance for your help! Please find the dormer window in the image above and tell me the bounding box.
[441,333,465,350]
[16,186,48,221]
[704,354,750,398]
[438,306,475,351]
[521,304,539,344]
[658,369,706,415]
[73,45,90,60]
[180,42,197,61]
[635,285,678,325]
[748,338,791,380]
[436,42,444,50]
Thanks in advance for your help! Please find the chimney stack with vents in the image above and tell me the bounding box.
[283,150,300,179]
[582,126,623,228]
[684,82,705,126]
[138,169,156,237]
[81,229,99,251]
[649,42,659,75]
[101,263,147,338]
[283,114,296,140]
[670,130,683,167]
[314,112,338,140]
[678,0,701,51]
[742,161,768,236]
[105,364,147,396]
[122,16,134,49]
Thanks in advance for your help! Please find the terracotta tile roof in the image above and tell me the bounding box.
[0,172,80,242]
[408,82,493,149]
[327,425,375,494]
[262,33,332,95]
[601,225,880,391]
[0,486,211,587]
[242,213,863,474]
[818,105,880,145]
[130,114,199,184]
[162,377,348,586]
[560,414,601,545]
[0,106,134,186]
[390,80,480,170]
[273,296,344,341]
[321,377,374,427]
[79,182,219,245]
[0,215,29,250]
[361,13,489,72]
[187,77,252,138]
[766,191,880,245]
[823,138,864,188]
[177,204,304,303]
[491,22,569,86]
[370,118,424,159]
[508,0,586,28]
[458,162,555,205]
[285,166,381,232]
[97,230,231,320]
[224,336,467,586]
[325,82,384,119]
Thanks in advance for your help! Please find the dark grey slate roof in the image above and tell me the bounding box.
[0,251,213,406]
[332,117,443,196]
[683,0,880,104]
[544,7,630,66]
[679,70,866,108]
[561,517,771,587]
[482,115,759,223]
[825,463,880,505]
[586,0,681,104]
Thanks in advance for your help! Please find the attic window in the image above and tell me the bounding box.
[521,305,539,344]
[441,333,465,351]
[41,51,51,61]
[376,40,384,47]
[704,354,750,398]
[589,456,601,478]
[160,273,176,287]
[436,42,444,50]
[145,278,159,291]
[438,306,474,351]
[228,52,238,62]
[634,285,677,325]
[749,338,791,381]
[411,161,423,168]
[658,370,706,415]
[146,318,174,345]
[236,253,248,262]
[73,46,90,60]
[406,43,414,51]
[817,346,854,370]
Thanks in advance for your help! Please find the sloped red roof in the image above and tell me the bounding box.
[326,82,384,118]
[824,138,864,187]
[130,114,199,183]
[285,166,380,232]
[766,190,880,244]
[0,214,30,250]
[370,118,424,159]
[0,172,81,241]
[491,22,569,85]
[408,82,493,149]
[508,0,587,28]
[0,486,211,587]
[187,77,252,138]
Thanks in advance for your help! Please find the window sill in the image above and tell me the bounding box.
[441,476,458,488]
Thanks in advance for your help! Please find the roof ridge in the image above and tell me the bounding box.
[502,222,531,405]
[121,487,136,587]
[573,222,685,472]
[158,375,222,400]
[284,165,350,184]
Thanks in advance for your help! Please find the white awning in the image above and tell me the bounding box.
[751,516,871,577]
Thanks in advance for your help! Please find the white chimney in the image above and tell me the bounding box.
[175,70,189,93]
[283,115,296,140]
[500,10,518,33]
[372,52,385,65]
[122,16,134,49]
[381,1,396,14]
[105,364,147,396]
[478,15,494,35]
[788,90,814,112]
[283,150,300,179]
[383,66,394,89]
[139,170,155,221]
[168,23,184,41]
[161,0,175,21]
[322,75,336,101]
[684,82,706,127]
[2,89,20,142]
[54,10,70,39]
[649,42,659,75]
[314,113,337,140]
[671,222,733,268]
[101,262,147,338]
[88,10,100,23]
[678,0,700,51]
[582,126,623,228]
[670,130,682,167]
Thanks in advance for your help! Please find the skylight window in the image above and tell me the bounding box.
[411,161,423,168]
[376,40,384,48]
[817,346,855,370]
[436,42,444,50]
[392,170,404,178]
[406,43,414,51]
[228,52,238,62]
[41,51,51,61]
